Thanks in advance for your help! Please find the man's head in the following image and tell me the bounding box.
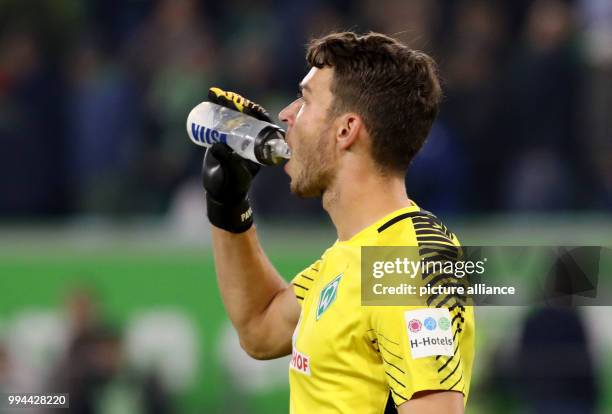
[279,31,442,198]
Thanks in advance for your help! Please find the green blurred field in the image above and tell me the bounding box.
[0,217,611,413]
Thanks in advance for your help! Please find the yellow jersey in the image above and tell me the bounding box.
[289,205,475,413]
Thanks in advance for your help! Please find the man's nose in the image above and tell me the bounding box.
[278,102,295,126]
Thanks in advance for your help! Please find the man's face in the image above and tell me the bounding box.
[279,67,337,198]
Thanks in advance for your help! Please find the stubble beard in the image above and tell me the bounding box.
[290,127,335,198]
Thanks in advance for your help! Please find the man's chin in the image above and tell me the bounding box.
[290,180,323,199]
[289,181,305,198]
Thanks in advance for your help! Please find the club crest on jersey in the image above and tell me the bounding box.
[316,273,342,320]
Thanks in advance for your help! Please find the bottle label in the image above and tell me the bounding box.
[190,122,228,146]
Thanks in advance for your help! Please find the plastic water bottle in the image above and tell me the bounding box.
[186,101,291,166]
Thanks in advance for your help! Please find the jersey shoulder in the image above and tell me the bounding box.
[376,208,460,248]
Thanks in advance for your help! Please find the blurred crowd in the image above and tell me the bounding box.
[0,0,611,219]
[0,287,175,414]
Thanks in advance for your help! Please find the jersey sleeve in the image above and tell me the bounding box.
[366,303,474,406]
[291,258,322,306]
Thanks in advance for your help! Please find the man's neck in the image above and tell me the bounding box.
[322,168,412,241]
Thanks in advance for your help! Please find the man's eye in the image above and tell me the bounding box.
[296,91,303,100]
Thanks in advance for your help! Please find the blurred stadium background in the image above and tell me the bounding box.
[0,0,611,413]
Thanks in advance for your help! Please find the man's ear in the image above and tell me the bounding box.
[336,113,363,150]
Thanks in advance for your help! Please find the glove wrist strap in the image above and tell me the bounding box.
[206,195,253,233]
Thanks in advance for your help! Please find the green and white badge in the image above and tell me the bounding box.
[316,274,342,320]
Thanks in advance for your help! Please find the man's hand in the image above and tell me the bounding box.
[202,87,271,233]
[203,143,259,233]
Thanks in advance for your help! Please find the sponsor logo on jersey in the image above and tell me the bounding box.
[290,348,311,375]
[290,315,310,375]
[404,308,454,359]
[424,317,437,330]
[438,316,451,331]
[316,273,342,320]
[408,319,422,333]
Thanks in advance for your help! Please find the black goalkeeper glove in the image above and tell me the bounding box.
[208,87,273,123]
[202,87,271,233]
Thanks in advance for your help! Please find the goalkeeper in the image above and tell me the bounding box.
[202,31,474,414]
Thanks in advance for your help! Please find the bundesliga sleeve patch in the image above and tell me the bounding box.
[404,308,454,359]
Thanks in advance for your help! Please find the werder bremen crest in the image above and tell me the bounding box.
[316,274,342,320]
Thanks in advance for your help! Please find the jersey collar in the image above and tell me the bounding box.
[336,203,421,247]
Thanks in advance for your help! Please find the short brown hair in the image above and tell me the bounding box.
[306,31,442,173]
